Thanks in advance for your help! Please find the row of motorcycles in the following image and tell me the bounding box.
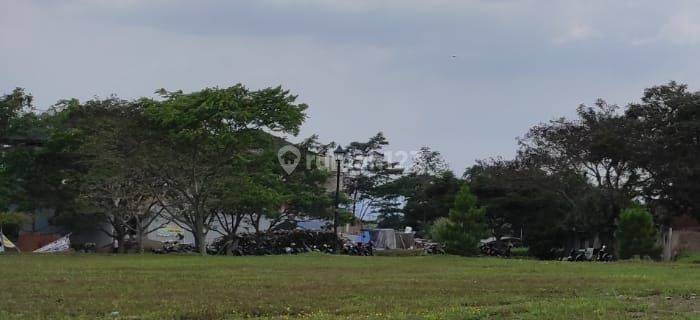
[342,242,373,256]
[562,245,615,262]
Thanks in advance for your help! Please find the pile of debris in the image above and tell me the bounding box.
[414,238,446,254]
[209,230,342,256]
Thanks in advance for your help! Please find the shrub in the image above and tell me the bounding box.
[616,206,659,259]
[0,211,29,228]
[430,185,486,256]
[526,228,568,260]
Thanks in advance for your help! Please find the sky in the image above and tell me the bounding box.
[3,0,700,173]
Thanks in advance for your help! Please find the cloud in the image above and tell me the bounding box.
[255,0,529,12]
[3,0,700,172]
[659,12,700,45]
[554,22,595,44]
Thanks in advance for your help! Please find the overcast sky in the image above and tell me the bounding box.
[3,0,700,173]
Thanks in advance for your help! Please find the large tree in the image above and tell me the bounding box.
[374,147,460,234]
[142,85,308,254]
[221,135,334,236]
[343,132,403,226]
[467,157,602,259]
[67,97,167,253]
[519,101,638,238]
[625,82,700,220]
[0,89,80,238]
[430,184,486,256]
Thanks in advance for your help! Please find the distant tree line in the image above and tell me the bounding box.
[1,82,697,258]
[345,82,699,259]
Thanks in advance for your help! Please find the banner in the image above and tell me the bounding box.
[33,234,71,253]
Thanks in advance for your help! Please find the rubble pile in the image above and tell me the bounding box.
[210,230,342,255]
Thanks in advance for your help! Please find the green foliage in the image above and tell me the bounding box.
[0,85,320,254]
[0,89,79,231]
[0,87,34,139]
[3,80,700,263]
[141,85,310,252]
[343,132,403,224]
[0,211,29,227]
[467,158,599,259]
[616,206,659,259]
[410,146,450,176]
[430,185,486,256]
[625,82,700,220]
[222,136,334,233]
[376,169,461,234]
[519,101,638,241]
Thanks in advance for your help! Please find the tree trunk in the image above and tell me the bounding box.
[137,226,144,254]
[253,211,262,233]
[194,212,206,255]
[118,233,127,254]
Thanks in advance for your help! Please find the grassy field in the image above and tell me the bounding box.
[0,254,697,319]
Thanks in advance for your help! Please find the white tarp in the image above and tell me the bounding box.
[1,233,17,249]
[34,234,71,253]
[0,232,18,252]
[370,229,397,249]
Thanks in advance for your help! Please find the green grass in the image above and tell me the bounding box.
[0,254,698,319]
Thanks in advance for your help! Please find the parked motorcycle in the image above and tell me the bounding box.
[562,245,615,262]
[595,245,615,262]
[480,241,512,257]
[562,249,585,261]
[342,242,373,256]
[423,242,446,255]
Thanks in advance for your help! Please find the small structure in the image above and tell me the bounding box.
[662,214,700,261]
[370,229,396,249]
[369,228,416,250]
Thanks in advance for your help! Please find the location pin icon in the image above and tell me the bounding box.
[278,145,301,174]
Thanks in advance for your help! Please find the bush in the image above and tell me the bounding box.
[510,247,532,258]
[616,206,659,259]
[675,251,700,264]
[0,211,29,227]
[430,185,486,256]
[526,228,568,260]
